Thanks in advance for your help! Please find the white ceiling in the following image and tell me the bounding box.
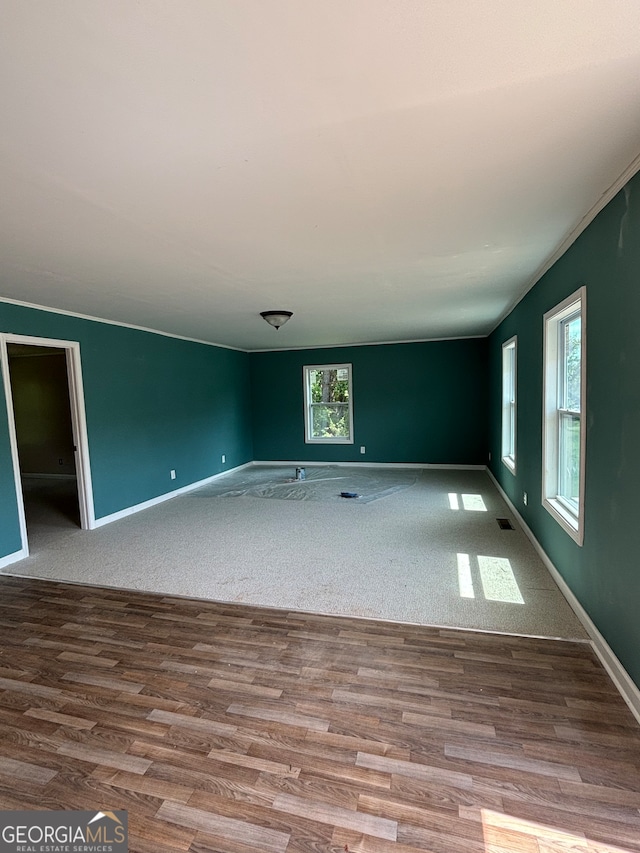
[2,1,640,352]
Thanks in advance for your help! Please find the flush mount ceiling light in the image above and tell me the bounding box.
[260,310,293,330]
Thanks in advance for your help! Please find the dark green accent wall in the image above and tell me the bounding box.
[250,339,488,464]
[0,302,253,558]
[489,172,640,689]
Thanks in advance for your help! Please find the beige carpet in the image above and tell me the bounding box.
[8,466,587,640]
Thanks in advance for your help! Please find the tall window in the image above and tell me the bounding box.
[303,364,353,443]
[501,336,517,473]
[543,288,586,544]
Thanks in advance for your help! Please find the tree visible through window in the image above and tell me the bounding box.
[304,364,353,443]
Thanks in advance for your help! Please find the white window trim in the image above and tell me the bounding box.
[542,286,586,545]
[501,335,517,474]
[303,363,354,444]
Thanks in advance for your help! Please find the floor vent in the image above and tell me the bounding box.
[496,517,515,530]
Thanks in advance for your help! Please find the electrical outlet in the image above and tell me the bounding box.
[523,491,528,505]
[170,469,176,480]
[360,446,366,454]
[221,454,226,464]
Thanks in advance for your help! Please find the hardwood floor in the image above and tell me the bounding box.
[0,575,638,852]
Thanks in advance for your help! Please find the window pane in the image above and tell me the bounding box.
[501,340,516,466]
[311,402,350,439]
[562,315,581,411]
[310,369,349,404]
[558,411,580,508]
[507,400,515,457]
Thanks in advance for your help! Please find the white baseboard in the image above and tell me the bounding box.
[92,462,253,528]
[0,547,28,570]
[487,468,640,726]
[253,460,486,470]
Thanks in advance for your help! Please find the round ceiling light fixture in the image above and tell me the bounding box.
[260,310,293,330]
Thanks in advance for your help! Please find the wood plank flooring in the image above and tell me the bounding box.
[0,575,638,852]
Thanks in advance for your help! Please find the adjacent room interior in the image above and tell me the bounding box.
[1,3,639,851]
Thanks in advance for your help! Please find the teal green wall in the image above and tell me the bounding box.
[250,339,488,464]
[0,302,253,558]
[489,172,640,688]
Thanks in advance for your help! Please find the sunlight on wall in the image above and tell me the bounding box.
[456,554,524,604]
[480,808,633,853]
[448,493,487,511]
[478,556,524,604]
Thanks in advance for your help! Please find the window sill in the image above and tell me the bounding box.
[501,456,516,475]
[304,438,354,445]
[543,496,583,546]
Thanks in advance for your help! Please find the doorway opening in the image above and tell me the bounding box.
[1,334,94,559]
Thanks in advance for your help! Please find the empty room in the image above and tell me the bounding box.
[0,3,639,852]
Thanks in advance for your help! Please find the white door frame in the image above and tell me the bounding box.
[0,333,96,557]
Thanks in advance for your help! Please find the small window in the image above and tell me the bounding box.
[501,336,517,473]
[542,288,586,544]
[303,364,353,443]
